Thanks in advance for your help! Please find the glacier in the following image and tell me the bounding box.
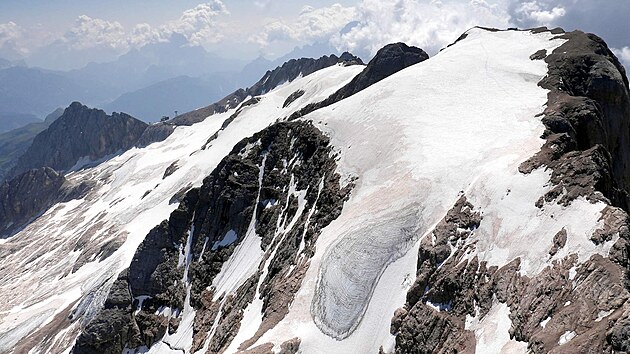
[1,27,629,354]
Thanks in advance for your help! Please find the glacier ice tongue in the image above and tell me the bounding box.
[311,209,420,339]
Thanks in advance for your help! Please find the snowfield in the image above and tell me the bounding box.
[0,63,363,353]
[251,29,603,354]
[0,28,619,354]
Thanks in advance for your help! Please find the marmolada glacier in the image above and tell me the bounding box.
[2,26,630,354]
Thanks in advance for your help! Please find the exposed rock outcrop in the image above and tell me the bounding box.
[162,160,179,179]
[393,195,630,353]
[9,102,148,178]
[282,90,305,108]
[393,196,480,354]
[135,123,175,148]
[289,43,429,120]
[74,120,352,353]
[521,27,630,351]
[521,27,630,209]
[0,167,91,238]
[549,228,567,256]
[246,52,362,97]
[73,271,141,354]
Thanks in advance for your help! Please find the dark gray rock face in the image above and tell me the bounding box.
[73,271,142,354]
[518,29,630,349]
[167,88,249,127]
[283,90,305,108]
[9,102,148,178]
[521,28,630,209]
[0,167,91,238]
[279,337,301,354]
[289,43,429,120]
[162,160,179,179]
[392,196,480,354]
[200,97,263,150]
[549,228,567,256]
[0,167,63,238]
[331,43,428,99]
[74,121,352,353]
[393,27,630,354]
[247,52,362,96]
[138,53,363,146]
[135,123,175,149]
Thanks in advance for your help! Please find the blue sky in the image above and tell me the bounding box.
[1,0,629,72]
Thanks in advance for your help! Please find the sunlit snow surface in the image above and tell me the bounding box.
[0,28,618,354]
[253,29,609,354]
[0,64,363,353]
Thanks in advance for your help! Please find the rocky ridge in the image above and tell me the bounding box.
[0,167,92,238]
[74,121,352,353]
[289,42,429,120]
[137,53,363,147]
[9,102,148,178]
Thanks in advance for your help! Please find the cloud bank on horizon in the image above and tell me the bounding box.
[1,0,629,72]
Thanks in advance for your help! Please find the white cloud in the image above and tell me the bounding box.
[128,23,164,48]
[254,0,273,9]
[245,0,626,67]
[0,22,28,58]
[24,0,230,60]
[64,15,127,51]
[533,6,565,23]
[612,47,630,76]
[297,4,357,41]
[511,1,565,25]
[249,21,294,46]
[17,1,231,69]
[249,0,512,59]
[330,0,510,58]
[0,21,22,44]
[615,47,630,65]
[164,0,229,45]
[506,0,630,55]
[250,3,357,47]
[5,0,630,74]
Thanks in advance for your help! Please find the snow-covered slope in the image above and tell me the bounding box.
[254,28,577,353]
[0,63,363,353]
[1,27,630,354]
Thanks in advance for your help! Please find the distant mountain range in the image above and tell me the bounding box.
[0,58,12,70]
[0,108,63,180]
[103,74,239,122]
[0,38,343,124]
[0,112,41,133]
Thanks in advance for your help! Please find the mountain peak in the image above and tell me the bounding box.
[289,42,428,120]
[8,102,147,178]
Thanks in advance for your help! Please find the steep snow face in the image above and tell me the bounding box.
[251,29,586,353]
[0,64,363,353]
